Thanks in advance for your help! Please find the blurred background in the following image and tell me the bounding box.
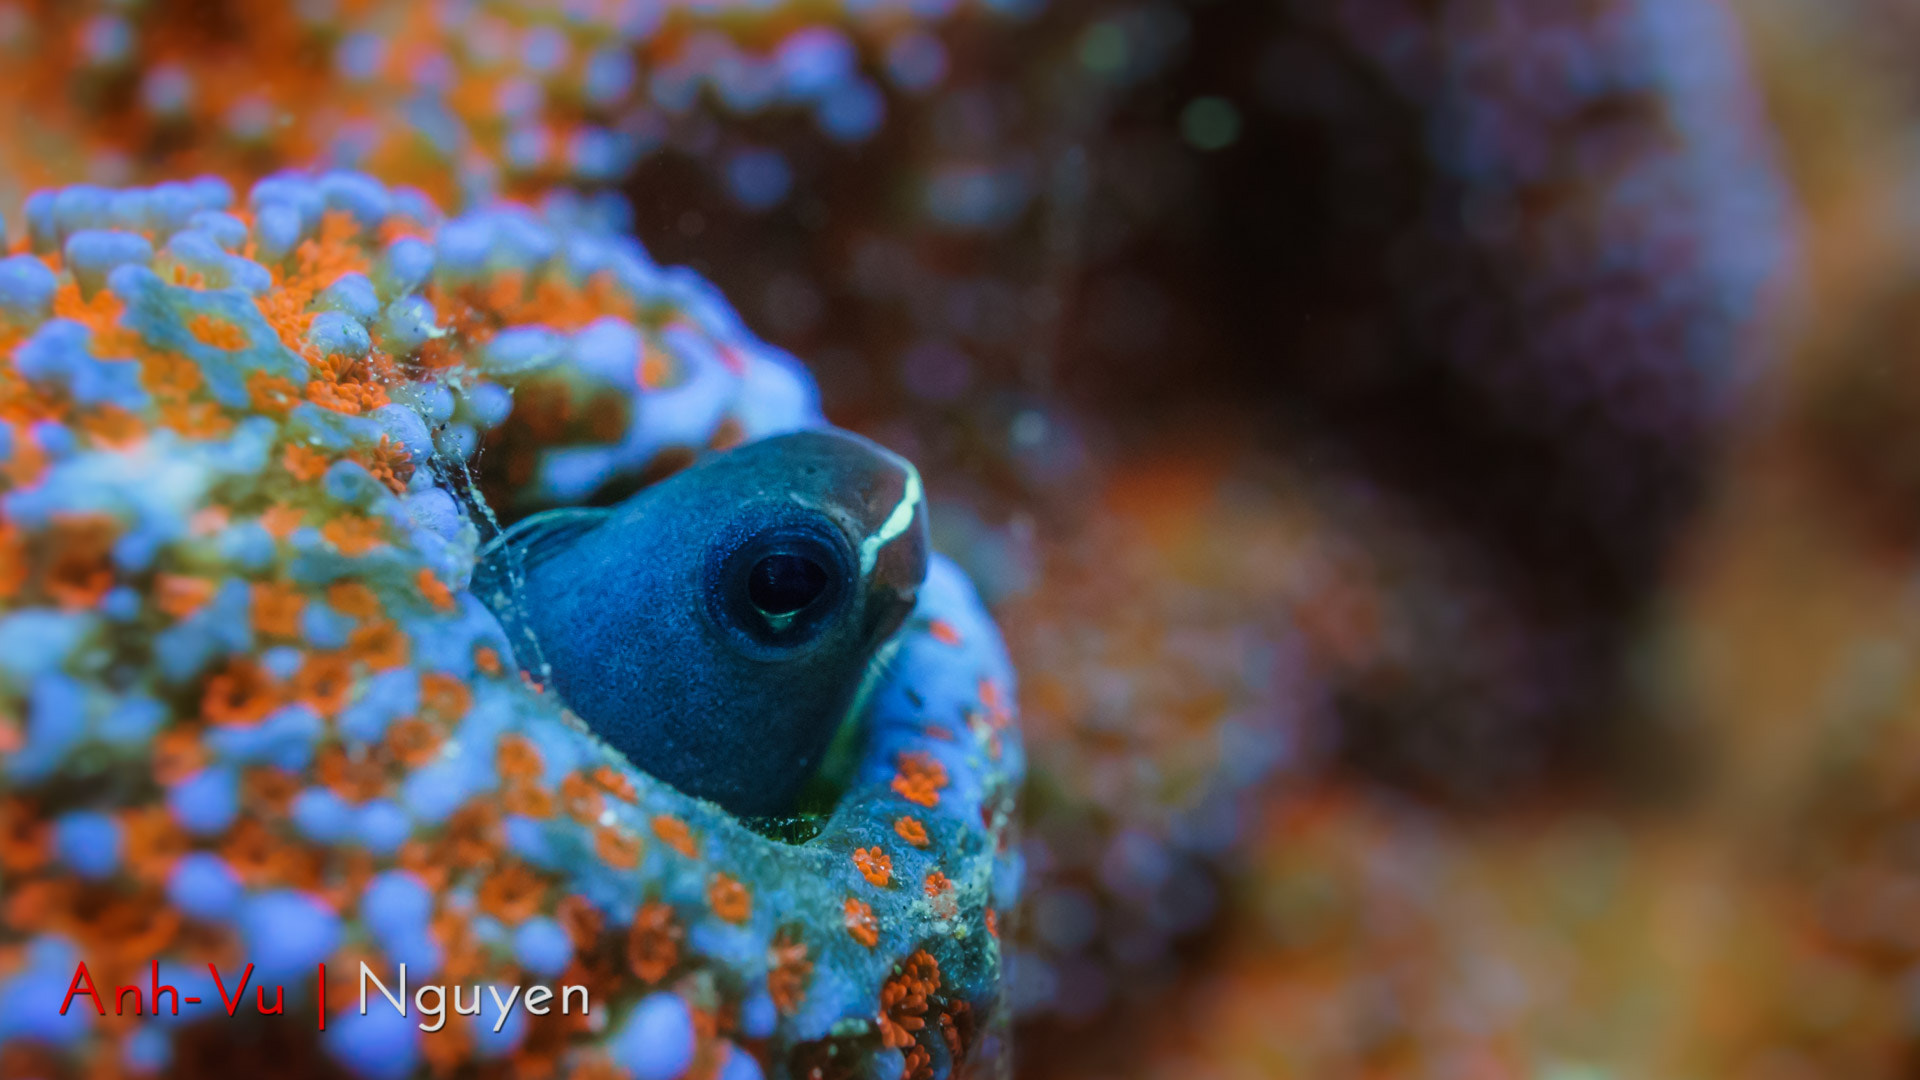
[12,0,1920,1074]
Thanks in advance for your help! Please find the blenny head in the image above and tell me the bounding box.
[474,429,928,817]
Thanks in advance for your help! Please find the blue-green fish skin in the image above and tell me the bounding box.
[475,428,928,816]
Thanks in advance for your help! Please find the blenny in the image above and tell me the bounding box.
[476,428,929,816]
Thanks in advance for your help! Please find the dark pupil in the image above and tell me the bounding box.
[748,553,829,617]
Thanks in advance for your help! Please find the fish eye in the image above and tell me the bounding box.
[709,522,851,650]
[749,552,830,618]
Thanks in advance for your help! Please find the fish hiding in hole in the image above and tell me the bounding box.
[473,429,929,817]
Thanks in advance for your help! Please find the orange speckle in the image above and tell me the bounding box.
[158,399,235,439]
[385,717,443,768]
[242,767,301,817]
[595,826,642,870]
[843,898,879,948]
[415,567,456,612]
[247,372,301,416]
[560,772,604,824]
[890,752,948,809]
[928,619,963,647]
[142,349,203,402]
[44,514,119,610]
[250,581,306,639]
[501,781,555,820]
[420,672,471,722]
[477,863,546,924]
[51,279,126,336]
[315,744,389,803]
[707,873,752,924]
[496,734,544,780]
[327,581,383,618]
[986,909,998,938]
[5,880,74,941]
[154,575,218,618]
[472,860,549,922]
[189,314,248,350]
[651,814,698,858]
[152,730,207,787]
[474,646,504,676]
[222,818,293,887]
[853,846,892,888]
[75,404,146,448]
[282,441,332,482]
[638,352,674,390]
[627,902,682,984]
[923,872,951,899]
[322,514,387,556]
[894,816,930,848]
[591,765,636,803]
[292,651,354,717]
[120,806,187,886]
[348,618,410,670]
[767,930,812,1014]
[201,656,282,726]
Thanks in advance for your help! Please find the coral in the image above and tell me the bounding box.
[0,0,993,209]
[0,171,1023,1079]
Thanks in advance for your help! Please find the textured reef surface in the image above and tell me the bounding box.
[0,0,997,209]
[0,171,1023,1080]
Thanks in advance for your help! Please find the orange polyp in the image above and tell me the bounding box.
[894,816,930,848]
[708,873,752,923]
[321,514,388,556]
[627,902,682,983]
[595,826,642,869]
[187,314,247,350]
[652,814,699,858]
[853,846,893,888]
[843,898,879,948]
[250,581,307,639]
[767,931,812,1014]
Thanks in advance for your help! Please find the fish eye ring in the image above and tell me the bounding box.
[706,518,853,654]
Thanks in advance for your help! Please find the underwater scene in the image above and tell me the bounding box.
[0,0,1915,1076]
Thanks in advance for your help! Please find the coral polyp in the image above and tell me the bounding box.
[0,170,1023,1080]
